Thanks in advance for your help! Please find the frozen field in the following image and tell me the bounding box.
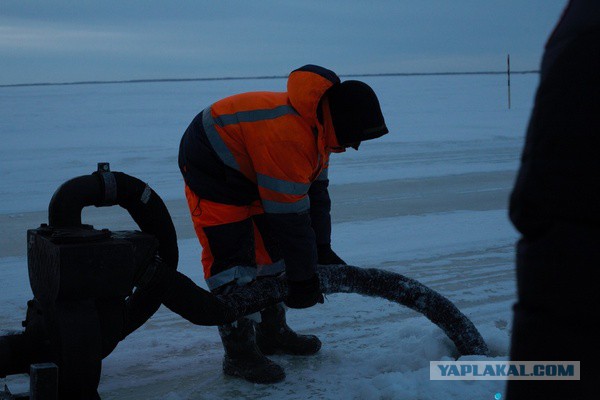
[0,73,536,399]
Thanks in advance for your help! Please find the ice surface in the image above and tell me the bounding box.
[0,74,532,399]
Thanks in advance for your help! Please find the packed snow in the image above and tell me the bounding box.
[0,73,536,399]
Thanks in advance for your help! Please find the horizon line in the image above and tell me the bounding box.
[0,70,540,89]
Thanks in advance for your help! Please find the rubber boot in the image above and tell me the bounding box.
[256,303,322,356]
[219,317,285,384]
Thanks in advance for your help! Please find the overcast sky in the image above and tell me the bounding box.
[1,1,567,85]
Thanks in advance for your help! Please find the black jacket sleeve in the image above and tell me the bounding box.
[308,179,332,246]
[509,27,600,237]
[265,211,317,282]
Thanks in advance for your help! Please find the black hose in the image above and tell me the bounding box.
[46,171,488,356]
[219,265,489,356]
[319,265,489,356]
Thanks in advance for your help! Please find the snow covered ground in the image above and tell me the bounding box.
[0,73,537,399]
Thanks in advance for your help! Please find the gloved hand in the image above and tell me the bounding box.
[285,274,324,309]
[317,244,346,265]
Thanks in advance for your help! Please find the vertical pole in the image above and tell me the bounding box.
[507,54,511,109]
[30,363,58,400]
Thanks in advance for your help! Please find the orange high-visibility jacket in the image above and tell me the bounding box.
[179,65,341,282]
